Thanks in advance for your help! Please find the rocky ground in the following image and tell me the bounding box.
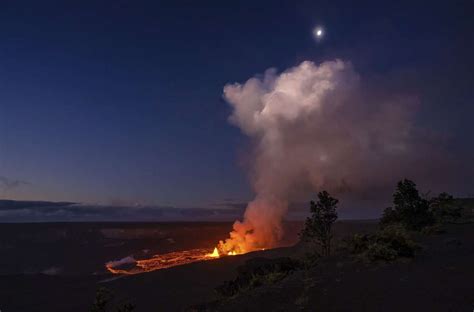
[194,223,474,312]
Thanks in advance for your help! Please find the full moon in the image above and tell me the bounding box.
[313,27,324,39]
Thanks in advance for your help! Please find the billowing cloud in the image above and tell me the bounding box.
[218,59,457,253]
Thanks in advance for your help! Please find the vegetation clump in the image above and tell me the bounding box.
[343,225,418,262]
[381,179,466,234]
[429,192,462,223]
[380,179,435,230]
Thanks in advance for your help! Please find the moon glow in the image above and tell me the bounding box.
[313,26,324,39]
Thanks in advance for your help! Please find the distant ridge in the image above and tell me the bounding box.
[0,199,76,210]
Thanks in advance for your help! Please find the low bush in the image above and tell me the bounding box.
[366,242,398,261]
[343,225,418,262]
[342,233,371,254]
[429,192,462,223]
[373,225,418,258]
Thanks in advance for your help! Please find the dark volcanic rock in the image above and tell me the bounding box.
[215,257,300,297]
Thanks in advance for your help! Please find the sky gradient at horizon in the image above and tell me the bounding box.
[1,0,473,218]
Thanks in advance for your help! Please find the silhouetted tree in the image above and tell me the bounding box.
[300,191,338,256]
[380,179,434,230]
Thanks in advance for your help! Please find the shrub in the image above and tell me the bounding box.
[374,225,417,258]
[380,207,401,226]
[429,192,462,223]
[366,242,398,261]
[380,179,434,230]
[343,225,418,262]
[342,233,371,254]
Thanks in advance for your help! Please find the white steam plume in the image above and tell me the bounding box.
[219,59,436,253]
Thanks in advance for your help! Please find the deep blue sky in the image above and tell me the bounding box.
[0,0,473,213]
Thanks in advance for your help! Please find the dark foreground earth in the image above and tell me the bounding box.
[0,221,472,311]
[199,223,474,312]
[0,221,301,311]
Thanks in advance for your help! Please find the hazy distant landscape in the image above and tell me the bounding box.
[0,219,379,311]
[0,222,238,275]
[0,220,303,311]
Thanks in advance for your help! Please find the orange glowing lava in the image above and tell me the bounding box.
[208,247,220,258]
[106,246,242,275]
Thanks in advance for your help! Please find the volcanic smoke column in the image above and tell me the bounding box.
[219,60,360,253]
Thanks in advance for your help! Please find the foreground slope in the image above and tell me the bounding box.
[198,223,474,311]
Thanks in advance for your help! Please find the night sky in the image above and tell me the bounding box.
[0,0,473,220]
